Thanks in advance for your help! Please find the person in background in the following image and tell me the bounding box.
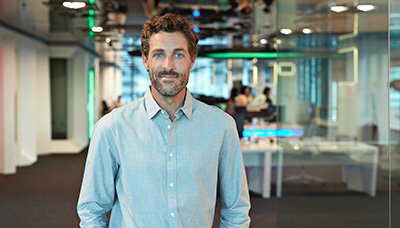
[101,100,110,116]
[263,87,272,105]
[252,87,273,106]
[391,80,400,91]
[236,86,252,107]
[225,87,238,116]
[77,13,250,228]
[114,95,124,108]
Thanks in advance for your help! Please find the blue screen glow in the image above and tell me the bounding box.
[242,129,303,138]
[193,10,200,17]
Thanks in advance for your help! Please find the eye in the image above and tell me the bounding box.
[175,53,183,58]
[153,52,163,58]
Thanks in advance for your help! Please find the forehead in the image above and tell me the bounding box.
[149,31,189,52]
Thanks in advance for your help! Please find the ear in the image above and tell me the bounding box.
[142,54,149,71]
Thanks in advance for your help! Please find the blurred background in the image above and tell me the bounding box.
[0,0,399,227]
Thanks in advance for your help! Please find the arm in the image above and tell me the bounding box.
[218,118,251,228]
[77,120,119,227]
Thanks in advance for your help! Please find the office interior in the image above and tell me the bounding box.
[0,0,399,227]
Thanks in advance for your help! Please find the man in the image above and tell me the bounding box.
[77,13,251,228]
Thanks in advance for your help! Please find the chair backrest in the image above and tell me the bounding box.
[361,123,378,142]
[232,107,246,138]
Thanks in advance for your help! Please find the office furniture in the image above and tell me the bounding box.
[281,140,379,197]
[240,140,282,199]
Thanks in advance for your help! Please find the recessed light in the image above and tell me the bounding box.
[357,5,376,12]
[91,27,103,32]
[280,29,292,35]
[260,39,267,44]
[62,1,86,9]
[302,28,312,34]
[330,6,349,13]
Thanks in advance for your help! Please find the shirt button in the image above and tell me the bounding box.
[161,111,165,114]
[169,183,174,187]
[169,153,173,157]
[170,212,175,217]
[167,125,171,129]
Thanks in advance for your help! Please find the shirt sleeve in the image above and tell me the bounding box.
[77,118,119,228]
[218,117,251,228]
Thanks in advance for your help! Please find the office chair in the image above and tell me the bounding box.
[283,142,325,184]
[233,107,247,138]
[283,114,325,185]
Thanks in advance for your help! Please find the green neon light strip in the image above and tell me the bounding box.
[87,17,94,28]
[87,69,95,139]
[204,52,345,59]
[88,9,95,16]
[89,0,95,4]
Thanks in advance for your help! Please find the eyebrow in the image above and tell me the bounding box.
[151,48,186,53]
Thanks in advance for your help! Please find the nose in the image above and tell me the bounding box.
[162,55,175,72]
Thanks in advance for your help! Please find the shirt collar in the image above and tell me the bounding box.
[144,86,194,121]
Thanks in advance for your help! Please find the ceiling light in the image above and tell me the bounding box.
[280,29,292,35]
[105,38,112,43]
[357,4,376,12]
[330,6,349,13]
[302,28,312,34]
[91,26,103,32]
[62,1,86,9]
[193,27,200,33]
[260,39,267,44]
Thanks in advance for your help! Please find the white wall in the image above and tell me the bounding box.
[17,41,39,166]
[36,47,52,155]
[0,40,18,174]
[69,50,89,151]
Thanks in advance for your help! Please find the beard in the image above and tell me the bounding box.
[150,70,188,97]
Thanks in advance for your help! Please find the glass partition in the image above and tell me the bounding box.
[390,1,400,227]
[275,0,390,227]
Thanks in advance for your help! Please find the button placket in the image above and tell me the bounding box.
[166,118,178,227]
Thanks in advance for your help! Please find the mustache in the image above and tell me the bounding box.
[156,71,179,77]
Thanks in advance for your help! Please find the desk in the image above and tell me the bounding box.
[240,140,282,199]
[281,140,379,197]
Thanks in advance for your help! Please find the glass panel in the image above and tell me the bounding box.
[276,0,389,227]
[390,0,400,227]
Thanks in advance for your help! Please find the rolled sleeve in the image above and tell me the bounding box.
[218,118,251,228]
[77,119,119,227]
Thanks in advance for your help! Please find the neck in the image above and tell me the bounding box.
[151,87,186,121]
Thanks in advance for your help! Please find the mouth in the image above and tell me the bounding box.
[158,71,179,80]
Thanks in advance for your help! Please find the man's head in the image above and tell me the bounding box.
[141,13,199,61]
[141,13,199,98]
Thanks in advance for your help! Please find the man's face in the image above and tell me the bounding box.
[142,31,195,97]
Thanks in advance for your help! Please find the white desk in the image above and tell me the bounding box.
[241,139,379,198]
[280,140,379,197]
[240,140,282,199]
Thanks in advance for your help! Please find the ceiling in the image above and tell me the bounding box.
[121,0,392,48]
[43,0,397,53]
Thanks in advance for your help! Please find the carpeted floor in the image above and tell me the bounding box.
[0,149,399,228]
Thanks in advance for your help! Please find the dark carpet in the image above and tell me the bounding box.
[0,149,398,228]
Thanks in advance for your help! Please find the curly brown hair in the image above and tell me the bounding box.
[141,13,199,59]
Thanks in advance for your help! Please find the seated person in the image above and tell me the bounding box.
[252,87,273,106]
[236,86,252,107]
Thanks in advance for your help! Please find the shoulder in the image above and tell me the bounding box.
[96,97,145,130]
[193,99,236,127]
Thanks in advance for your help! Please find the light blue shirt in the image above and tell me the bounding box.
[77,87,251,228]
